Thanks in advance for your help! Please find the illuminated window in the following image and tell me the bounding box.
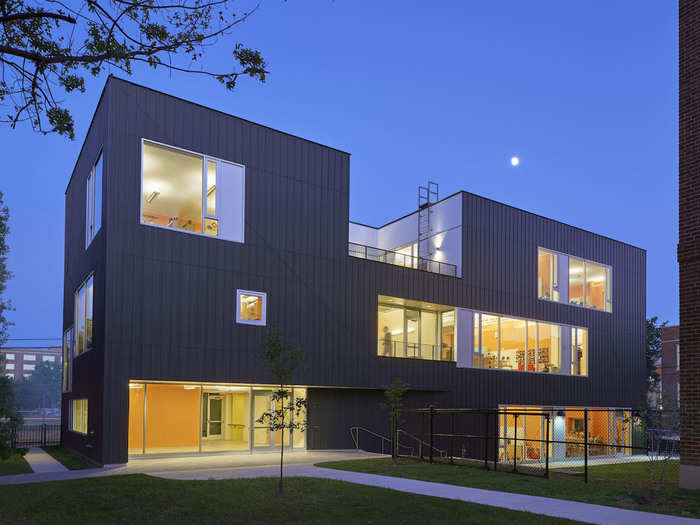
[86,151,103,247]
[571,327,588,376]
[63,328,73,392]
[538,247,612,313]
[5,353,14,361]
[141,140,244,242]
[24,364,35,371]
[5,364,14,370]
[70,399,88,434]
[75,274,94,354]
[24,354,36,361]
[236,290,267,326]
[42,355,55,362]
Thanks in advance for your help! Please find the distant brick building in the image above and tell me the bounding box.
[0,345,61,382]
[661,325,680,408]
[679,0,700,490]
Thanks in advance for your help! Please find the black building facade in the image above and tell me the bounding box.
[62,77,646,465]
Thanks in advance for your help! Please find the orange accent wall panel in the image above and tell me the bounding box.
[145,384,200,449]
[128,386,145,450]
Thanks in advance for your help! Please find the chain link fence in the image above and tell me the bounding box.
[391,407,680,483]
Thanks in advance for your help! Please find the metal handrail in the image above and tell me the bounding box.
[397,429,448,458]
[350,426,414,456]
[378,340,455,362]
[348,242,457,277]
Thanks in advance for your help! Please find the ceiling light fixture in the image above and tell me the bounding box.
[146,191,160,203]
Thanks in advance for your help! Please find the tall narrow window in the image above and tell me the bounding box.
[571,327,588,376]
[70,399,88,434]
[537,323,561,373]
[74,275,94,355]
[85,151,102,247]
[141,140,244,242]
[481,315,499,368]
[62,328,72,392]
[537,248,559,301]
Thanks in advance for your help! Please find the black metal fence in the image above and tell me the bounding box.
[390,407,680,483]
[11,424,61,448]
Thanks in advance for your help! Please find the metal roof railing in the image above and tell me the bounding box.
[348,242,457,277]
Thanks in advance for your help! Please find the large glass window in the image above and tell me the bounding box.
[377,298,455,362]
[74,275,94,355]
[86,151,102,247]
[473,313,577,375]
[62,328,72,392]
[538,248,612,312]
[499,317,525,371]
[141,140,244,242]
[70,399,88,434]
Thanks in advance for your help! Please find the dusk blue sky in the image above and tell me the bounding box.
[2,1,678,344]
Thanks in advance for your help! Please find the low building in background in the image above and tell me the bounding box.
[1,343,62,382]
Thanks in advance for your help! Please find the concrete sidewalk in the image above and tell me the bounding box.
[23,447,69,474]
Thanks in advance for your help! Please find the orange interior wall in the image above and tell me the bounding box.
[145,385,200,449]
[128,386,144,450]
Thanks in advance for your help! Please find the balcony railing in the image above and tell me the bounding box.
[378,340,455,362]
[348,242,457,277]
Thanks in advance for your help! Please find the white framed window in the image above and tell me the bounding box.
[86,151,103,247]
[236,290,267,326]
[140,139,245,243]
[23,354,36,361]
[69,399,88,434]
[42,355,56,362]
[5,363,14,371]
[74,274,94,355]
[23,364,35,371]
[5,353,14,361]
[63,327,73,392]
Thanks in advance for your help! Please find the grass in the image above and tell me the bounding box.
[0,474,582,524]
[316,457,700,519]
[42,445,96,470]
[0,453,33,476]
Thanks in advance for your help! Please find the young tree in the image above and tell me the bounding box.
[0,192,11,348]
[1,0,270,138]
[380,378,408,462]
[0,354,22,459]
[256,328,307,494]
[646,317,666,407]
[14,361,61,410]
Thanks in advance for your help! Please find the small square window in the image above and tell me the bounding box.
[236,290,266,326]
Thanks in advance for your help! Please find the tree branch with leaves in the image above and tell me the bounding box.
[1,0,269,138]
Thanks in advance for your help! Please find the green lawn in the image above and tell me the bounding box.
[316,457,699,519]
[0,474,581,524]
[42,445,96,470]
[0,453,33,476]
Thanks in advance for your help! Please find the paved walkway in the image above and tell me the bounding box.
[1,450,697,525]
[23,447,68,474]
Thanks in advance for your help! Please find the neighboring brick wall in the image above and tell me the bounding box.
[679,0,700,471]
[661,326,680,408]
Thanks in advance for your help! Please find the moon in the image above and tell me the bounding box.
[510,156,520,167]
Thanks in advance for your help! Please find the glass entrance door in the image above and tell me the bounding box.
[207,394,223,439]
[253,390,273,447]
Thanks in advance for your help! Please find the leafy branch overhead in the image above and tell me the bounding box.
[0,0,269,139]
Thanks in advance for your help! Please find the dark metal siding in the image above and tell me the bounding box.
[61,83,110,463]
[65,78,646,464]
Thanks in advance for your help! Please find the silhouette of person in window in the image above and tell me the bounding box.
[383,326,392,356]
